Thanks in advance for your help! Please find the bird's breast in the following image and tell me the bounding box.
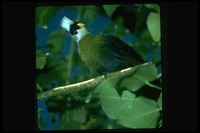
[78,34,103,68]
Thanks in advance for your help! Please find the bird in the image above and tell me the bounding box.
[60,16,144,78]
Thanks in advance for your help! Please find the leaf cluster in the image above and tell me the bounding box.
[36,4,162,130]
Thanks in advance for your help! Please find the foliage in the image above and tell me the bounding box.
[95,63,161,129]
[37,108,45,130]
[36,4,162,130]
[35,6,61,29]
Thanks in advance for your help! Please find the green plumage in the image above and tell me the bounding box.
[78,34,144,76]
[60,16,145,77]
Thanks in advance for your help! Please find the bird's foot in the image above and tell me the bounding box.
[103,72,108,79]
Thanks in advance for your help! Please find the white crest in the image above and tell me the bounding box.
[60,16,74,31]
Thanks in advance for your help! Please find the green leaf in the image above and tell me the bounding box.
[37,57,68,88]
[158,119,162,128]
[119,63,158,92]
[118,96,160,128]
[36,51,46,69]
[121,90,136,100]
[57,121,80,130]
[95,77,123,119]
[48,29,66,55]
[56,108,86,130]
[37,108,45,130]
[70,107,87,123]
[96,77,161,128]
[36,56,46,69]
[157,92,162,109]
[147,12,161,42]
[144,4,160,13]
[96,78,136,120]
[69,6,98,24]
[37,83,43,92]
[103,5,120,17]
[82,6,99,24]
[35,6,60,29]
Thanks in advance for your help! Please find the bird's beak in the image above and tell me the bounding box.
[77,23,85,28]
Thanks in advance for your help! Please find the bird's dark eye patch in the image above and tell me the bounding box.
[70,22,80,35]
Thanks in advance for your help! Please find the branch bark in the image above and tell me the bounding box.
[37,62,151,100]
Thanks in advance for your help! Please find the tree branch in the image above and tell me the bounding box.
[37,62,151,100]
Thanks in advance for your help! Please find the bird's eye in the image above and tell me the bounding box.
[73,30,78,34]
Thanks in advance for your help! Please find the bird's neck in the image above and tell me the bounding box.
[72,28,90,43]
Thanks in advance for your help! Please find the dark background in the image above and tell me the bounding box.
[3,2,197,132]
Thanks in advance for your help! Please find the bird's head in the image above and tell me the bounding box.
[60,16,89,42]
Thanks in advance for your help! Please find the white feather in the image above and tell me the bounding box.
[60,16,74,31]
[72,27,89,43]
[60,16,90,43]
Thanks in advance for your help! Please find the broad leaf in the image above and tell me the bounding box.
[96,78,138,121]
[118,96,160,128]
[119,63,158,92]
[147,12,161,42]
[95,77,123,119]
[103,5,120,17]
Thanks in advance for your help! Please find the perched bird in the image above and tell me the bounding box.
[60,16,144,77]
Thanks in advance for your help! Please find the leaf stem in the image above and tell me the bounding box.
[145,81,162,90]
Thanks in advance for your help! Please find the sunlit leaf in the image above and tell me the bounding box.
[157,92,162,109]
[37,108,45,130]
[35,6,61,29]
[118,96,160,128]
[36,56,46,69]
[103,5,120,17]
[119,63,158,92]
[37,83,43,92]
[96,78,137,119]
[147,12,160,42]
[95,77,123,119]
[121,90,136,100]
